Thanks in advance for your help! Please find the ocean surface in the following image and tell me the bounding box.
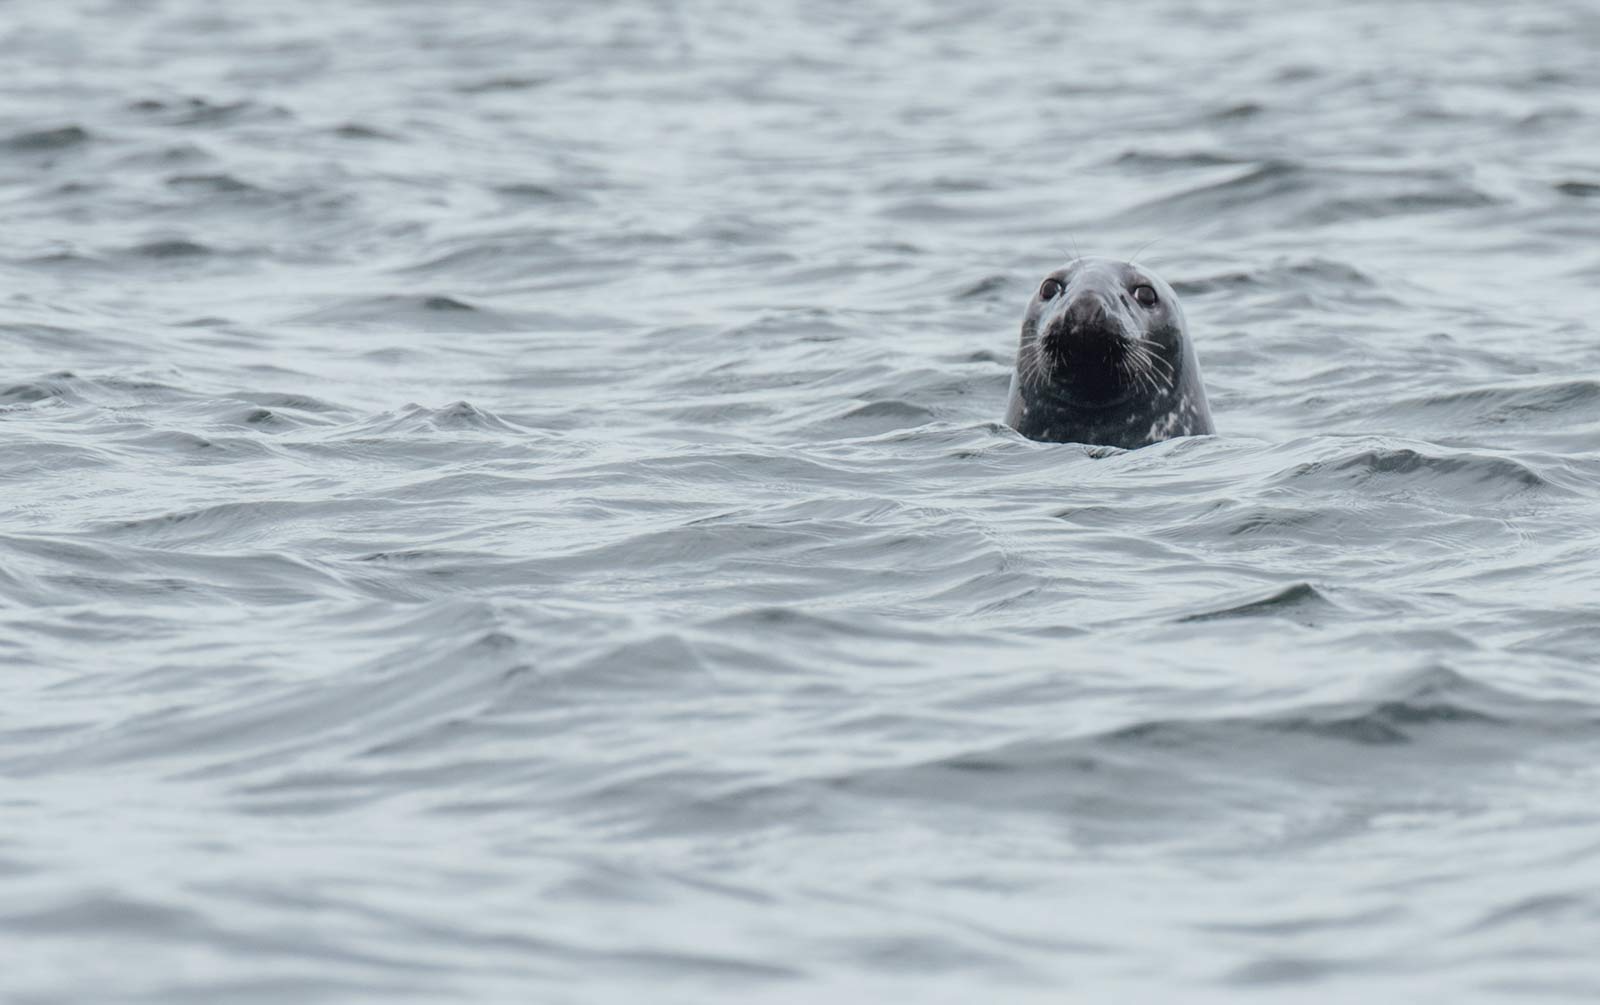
[3,1,1600,1001]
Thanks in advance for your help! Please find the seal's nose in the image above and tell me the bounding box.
[1063,293,1112,334]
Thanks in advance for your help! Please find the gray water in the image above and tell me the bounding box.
[4,1,1600,1001]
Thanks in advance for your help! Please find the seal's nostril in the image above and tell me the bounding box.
[1064,295,1111,332]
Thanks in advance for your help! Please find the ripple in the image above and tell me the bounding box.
[1272,441,1566,500]
[122,238,215,259]
[455,75,552,94]
[1118,161,1497,231]
[127,95,290,127]
[1384,379,1600,427]
[357,401,535,435]
[1179,582,1338,624]
[0,124,90,152]
[165,172,268,196]
[287,295,518,331]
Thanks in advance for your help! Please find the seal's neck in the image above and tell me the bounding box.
[1005,367,1211,448]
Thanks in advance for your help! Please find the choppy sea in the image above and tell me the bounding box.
[5,1,1600,1001]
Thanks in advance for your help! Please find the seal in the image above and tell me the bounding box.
[1004,257,1214,448]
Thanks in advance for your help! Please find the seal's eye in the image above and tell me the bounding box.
[1132,284,1159,307]
[1039,278,1063,300]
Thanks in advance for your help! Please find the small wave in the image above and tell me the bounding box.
[1461,892,1595,933]
[287,295,517,331]
[1117,160,1307,221]
[1302,187,1497,225]
[1209,101,1265,121]
[1225,955,1344,987]
[227,391,349,416]
[330,122,396,140]
[355,401,535,435]
[829,399,937,430]
[165,172,268,196]
[721,309,854,344]
[393,237,573,279]
[455,75,551,94]
[95,500,323,542]
[878,174,994,195]
[1555,180,1600,198]
[0,124,90,152]
[1272,440,1564,500]
[233,405,300,429]
[954,274,1011,301]
[15,603,529,776]
[491,182,592,205]
[1517,108,1583,131]
[878,198,988,222]
[122,238,215,259]
[1173,258,1379,297]
[959,349,1009,365]
[11,251,109,272]
[111,428,272,459]
[1116,161,1497,231]
[1111,149,1248,170]
[1252,666,1532,745]
[828,666,1597,830]
[0,371,86,405]
[1,371,215,409]
[1216,503,1349,542]
[1,892,201,937]
[1383,379,1600,429]
[701,605,991,659]
[126,95,289,127]
[1108,665,1583,749]
[1180,583,1338,625]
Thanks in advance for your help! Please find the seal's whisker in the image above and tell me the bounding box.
[1134,355,1160,397]
[1136,366,1156,397]
[1135,362,1173,394]
[1127,235,1164,265]
[1021,337,1051,386]
[1129,339,1176,385]
[1123,342,1172,397]
[1118,345,1157,397]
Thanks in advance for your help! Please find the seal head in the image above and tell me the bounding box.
[1004,257,1214,448]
